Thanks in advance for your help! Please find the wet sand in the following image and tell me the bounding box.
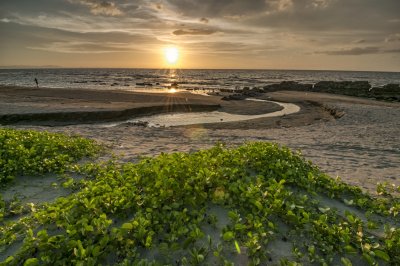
[1,86,399,194]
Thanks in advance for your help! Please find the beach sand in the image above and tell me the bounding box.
[1,86,399,194]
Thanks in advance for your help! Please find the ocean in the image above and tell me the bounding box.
[1,68,399,92]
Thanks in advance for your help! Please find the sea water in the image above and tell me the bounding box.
[1,68,399,92]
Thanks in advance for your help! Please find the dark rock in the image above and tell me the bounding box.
[279,81,302,90]
[221,94,247,101]
[383,83,400,90]
[369,84,399,102]
[120,121,149,127]
[263,81,312,92]
[313,81,371,97]
[132,121,149,127]
[371,84,399,95]
[251,87,264,93]
[136,82,153,86]
[242,90,261,97]
[220,88,234,93]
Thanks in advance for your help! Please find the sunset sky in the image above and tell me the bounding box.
[0,0,399,71]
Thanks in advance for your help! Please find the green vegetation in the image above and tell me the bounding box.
[0,133,399,265]
[0,128,101,185]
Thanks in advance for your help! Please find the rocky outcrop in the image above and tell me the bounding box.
[136,82,153,86]
[263,81,312,92]
[313,81,371,97]
[221,81,398,102]
[370,84,400,101]
[222,87,263,100]
[221,94,247,101]
[371,83,399,94]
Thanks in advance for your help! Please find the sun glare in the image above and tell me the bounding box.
[164,47,179,65]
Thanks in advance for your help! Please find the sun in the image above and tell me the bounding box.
[164,47,179,65]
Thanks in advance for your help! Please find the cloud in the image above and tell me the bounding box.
[384,49,400,53]
[269,0,294,12]
[0,20,165,55]
[28,41,132,53]
[68,0,123,16]
[323,47,380,55]
[165,0,269,18]
[5,11,169,37]
[200,17,209,23]
[316,46,400,55]
[385,33,400,42]
[173,28,217,35]
[309,0,335,9]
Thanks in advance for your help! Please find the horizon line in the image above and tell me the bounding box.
[1,66,400,73]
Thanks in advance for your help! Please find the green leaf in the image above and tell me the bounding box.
[374,250,390,262]
[344,245,357,254]
[341,257,352,266]
[92,246,101,257]
[344,199,354,206]
[122,223,133,230]
[254,200,263,211]
[24,258,39,266]
[362,253,375,266]
[5,256,14,263]
[234,240,241,254]
[318,207,330,213]
[223,231,235,241]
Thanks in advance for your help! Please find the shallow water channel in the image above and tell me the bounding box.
[107,98,300,127]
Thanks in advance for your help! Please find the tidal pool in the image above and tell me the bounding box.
[106,99,300,127]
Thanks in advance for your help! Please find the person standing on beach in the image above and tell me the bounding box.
[34,78,39,88]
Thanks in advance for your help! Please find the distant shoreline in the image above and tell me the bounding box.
[1,69,399,98]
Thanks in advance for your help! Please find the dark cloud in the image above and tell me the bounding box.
[200,17,209,23]
[173,28,217,35]
[163,0,400,35]
[242,0,400,33]
[318,47,380,55]
[166,0,268,17]
[384,49,400,54]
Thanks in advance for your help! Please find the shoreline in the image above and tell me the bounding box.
[0,86,287,126]
[1,85,399,194]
